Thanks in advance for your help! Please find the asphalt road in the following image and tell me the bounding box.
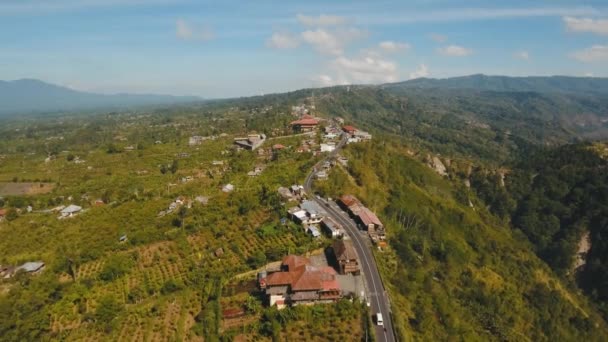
[304,134,396,342]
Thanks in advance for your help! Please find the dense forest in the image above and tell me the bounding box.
[470,143,608,318]
[316,139,608,341]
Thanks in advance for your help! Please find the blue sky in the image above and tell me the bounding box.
[1,0,607,98]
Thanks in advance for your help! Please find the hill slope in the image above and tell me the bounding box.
[315,140,608,341]
[387,74,608,95]
[0,79,201,115]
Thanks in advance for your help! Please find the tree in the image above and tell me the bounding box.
[99,255,133,281]
[170,159,179,174]
[66,154,75,161]
[95,295,123,332]
[5,208,18,221]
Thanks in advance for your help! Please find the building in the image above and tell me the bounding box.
[332,240,360,275]
[342,125,357,135]
[315,170,328,180]
[354,130,372,140]
[60,205,82,218]
[356,207,386,241]
[260,255,342,308]
[234,134,266,150]
[278,187,294,201]
[2,261,45,279]
[308,226,321,238]
[356,207,384,231]
[338,195,363,214]
[189,135,215,146]
[291,115,320,132]
[222,184,235,193]
[289,200,327,225]
[321,217,344,238]
[320,143,336,153]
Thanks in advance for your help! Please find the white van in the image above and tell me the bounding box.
[375,313,383,326]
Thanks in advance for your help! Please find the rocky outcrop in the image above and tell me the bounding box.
[427,155,447,176]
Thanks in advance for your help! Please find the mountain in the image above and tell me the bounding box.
[385,74,608,95]
[0,79,201,115]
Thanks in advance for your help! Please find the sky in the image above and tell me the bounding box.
[0,0,607,98]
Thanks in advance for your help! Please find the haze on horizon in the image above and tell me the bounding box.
[1,0,607,98]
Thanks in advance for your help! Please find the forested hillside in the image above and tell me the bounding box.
[315,139,608,341]
[388,74,608,95]
[471,143,608,319]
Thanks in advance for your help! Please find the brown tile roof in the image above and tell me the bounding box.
[265,272,293,286]
[282,255,310,271]
[339,194,361,207]
[342,125,357,133]
[266,255,340,293]
[358,207,383,227]
[333,239,358,261]
[291,118,319,126]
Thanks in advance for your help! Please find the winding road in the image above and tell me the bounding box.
[304,134,396,342]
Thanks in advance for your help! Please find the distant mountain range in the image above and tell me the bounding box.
[0,79,201,116]
[2,75,607,116]
[385,74,608,95]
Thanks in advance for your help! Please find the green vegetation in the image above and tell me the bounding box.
[470,143,608,319]
[318,139,608,341]
[2,79,608,341]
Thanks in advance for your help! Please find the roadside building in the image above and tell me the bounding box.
[320,143,336,153]
[321,217,344,238]
[356,207,384,231]
[260,255,342,308]
[332,239,360,275]
[315,170,328,180]
[342,125,357,135]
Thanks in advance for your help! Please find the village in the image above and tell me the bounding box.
[0,102,390,339]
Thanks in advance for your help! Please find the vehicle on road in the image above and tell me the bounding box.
[376,313,384,326]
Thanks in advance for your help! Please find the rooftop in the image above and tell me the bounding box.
[358,207,383,227]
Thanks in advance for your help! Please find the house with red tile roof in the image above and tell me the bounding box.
[342,125,357,135]
[261,255,342,308]
[291,114,320,132]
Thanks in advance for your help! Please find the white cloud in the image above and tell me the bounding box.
[301,28,366,55]
[378,41,410,52]
[297,14,347,26]
[429,33,448,43]
[176,19,213,41]
[302,29,342,55]
[409,64,429,79]
[331,55,399,84]
[266,32,299,49]
[570,45,608,63]
[564,17,608,35]
[514,50,529,60]
[316,74,335,86]
[437,45,472,56]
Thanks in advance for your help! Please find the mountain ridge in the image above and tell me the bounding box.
[384,74,608,94]
[0,79,202,116]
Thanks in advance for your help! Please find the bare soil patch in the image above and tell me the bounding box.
[0,182,54,196]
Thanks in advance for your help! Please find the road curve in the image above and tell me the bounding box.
[303,134,397,342]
